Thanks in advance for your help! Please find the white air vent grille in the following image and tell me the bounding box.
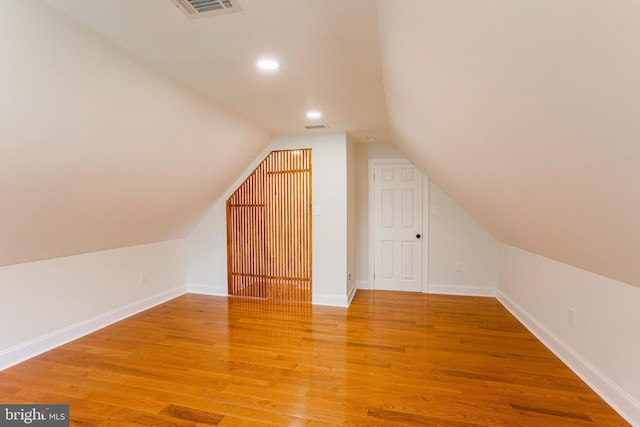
[171,0,242,19]
[305,124,329,130]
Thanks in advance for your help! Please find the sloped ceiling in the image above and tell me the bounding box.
[1,0,389,267]
[0,0,270,266]
[45,0,390,142]
[377,0,640,287]
[3,0,639,291]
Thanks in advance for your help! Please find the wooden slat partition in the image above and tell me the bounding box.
[227,149,312,302]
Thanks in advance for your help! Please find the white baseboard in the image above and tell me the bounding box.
[428,283,496,297]
[188,283,228,296]
[355,282,494,297]
[0,285,187,371]
[347,283,358,305]
[497,290,640,427]
[356,280,371,290]
[189,283,355,307]
[313,293,350,307]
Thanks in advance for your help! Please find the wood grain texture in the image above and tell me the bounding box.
[0,291,628,426]
[227,149,312,302]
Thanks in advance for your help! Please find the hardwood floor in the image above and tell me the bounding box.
[0,291,628,426]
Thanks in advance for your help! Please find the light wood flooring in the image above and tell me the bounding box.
[0,291,629,426]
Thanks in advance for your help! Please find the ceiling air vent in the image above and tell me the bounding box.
[170,0,242,19]
[305,124,329,130]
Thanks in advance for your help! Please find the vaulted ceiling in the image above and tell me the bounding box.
[377,0,640,287]
[3,0,640,288]
[45,0,390,142]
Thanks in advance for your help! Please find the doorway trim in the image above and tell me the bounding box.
[368,158,429,293]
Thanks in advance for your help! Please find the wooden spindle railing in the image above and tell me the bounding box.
[227,149,312,302]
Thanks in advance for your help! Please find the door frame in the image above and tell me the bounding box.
[368,158,429,293]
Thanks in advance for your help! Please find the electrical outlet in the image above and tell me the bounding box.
[568,308,575,325]
[348,273,352,281]
[455,262,463,273]
[140,272,147,284]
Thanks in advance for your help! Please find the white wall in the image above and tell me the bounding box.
[188,133,351,306]
[353,143,369,286]
[0,239,187,370]
[429,182,498,295]
[498,244,640,425]
[346,135,357,302]
[354,143,497,295]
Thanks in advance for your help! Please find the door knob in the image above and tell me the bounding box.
[416,234,422,239]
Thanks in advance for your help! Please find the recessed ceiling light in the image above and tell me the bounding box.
[257,59,279,70]
[306,111,322,119]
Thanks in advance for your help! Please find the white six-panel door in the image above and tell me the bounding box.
[373,163,423,292]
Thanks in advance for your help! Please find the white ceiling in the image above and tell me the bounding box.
[378,0,640,287]
[45,0,390,143]
[4,0,640,290]
[0,0,269,266]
